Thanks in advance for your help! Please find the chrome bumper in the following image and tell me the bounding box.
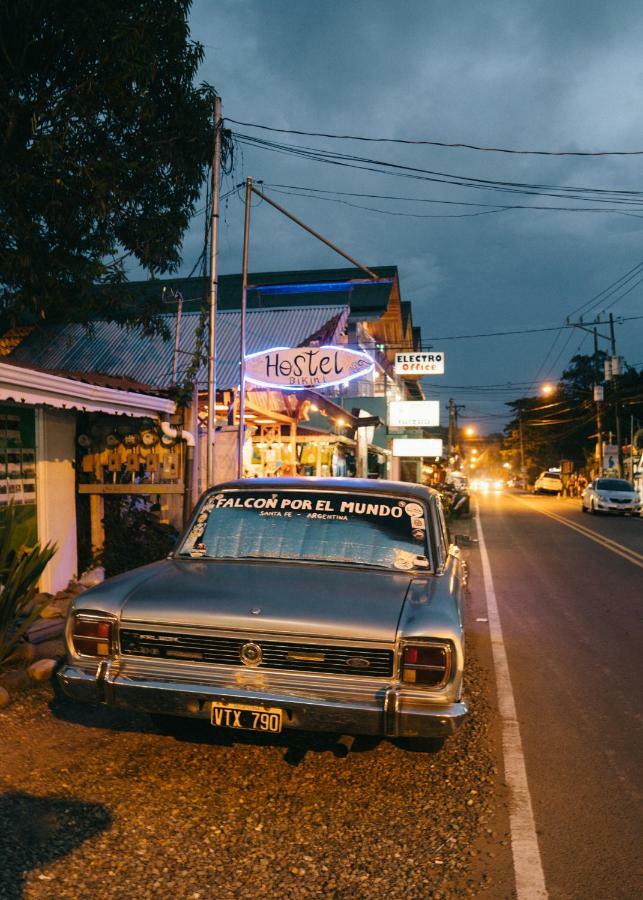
[57,660,468,738]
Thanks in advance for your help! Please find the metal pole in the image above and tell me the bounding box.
[250,185,380,281]
[237,177,252,478]
[171,290,183,384]
[206,94,222,486]
[519,409,525,471]
[608,313,623,476]
[594,327,603,477]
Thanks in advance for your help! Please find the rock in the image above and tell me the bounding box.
[11,641,36,664]
[0,686,9,707]
[0,668,30,693]
[40,603,65,619]
[79,567,105,588]
[33,638,65,661]
[27,658,57,682]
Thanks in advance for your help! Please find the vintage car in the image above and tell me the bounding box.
[58,478,468,749]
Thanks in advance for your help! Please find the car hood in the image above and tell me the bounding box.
[117,558,414,643]
[597,490,636,498]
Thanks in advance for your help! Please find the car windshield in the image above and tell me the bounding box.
[596,479,634,492]
[178,489,431,572]
[543,474,560,481]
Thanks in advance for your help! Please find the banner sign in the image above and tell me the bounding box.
[245,346,373,390]
[389,400,440,428]
[392,438,443,458]
[395,352,444,375]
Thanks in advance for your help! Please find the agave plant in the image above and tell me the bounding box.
[0,503,56,669]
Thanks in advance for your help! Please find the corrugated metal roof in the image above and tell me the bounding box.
[11,305,349,390]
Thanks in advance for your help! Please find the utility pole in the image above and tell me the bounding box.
[447,399,455,457]
[206,93,222,487]
[518,407,525,472]
[237,177,252,479]
[593,327,603,478]
[609,312,623,476]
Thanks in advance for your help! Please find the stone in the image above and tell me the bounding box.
[33,638,65,661]
[0,686,9,707]
[27,658,57,682]
[40,603,65,619]
[0,668,30,693]
[79,567,105,588]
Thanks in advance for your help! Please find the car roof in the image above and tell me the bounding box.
[208,476,439,501]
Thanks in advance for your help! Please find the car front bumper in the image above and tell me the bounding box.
[596,502,640,512]
[57,659,468,739]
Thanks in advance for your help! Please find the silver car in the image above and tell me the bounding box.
[582,477,641,515]
[58,479,468,750]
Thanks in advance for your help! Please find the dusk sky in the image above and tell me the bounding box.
[177,0,643,432]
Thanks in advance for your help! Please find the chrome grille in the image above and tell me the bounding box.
[120,629,394,678]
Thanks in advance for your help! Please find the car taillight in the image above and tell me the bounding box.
[401,642,451,687]
[72,616,113,657]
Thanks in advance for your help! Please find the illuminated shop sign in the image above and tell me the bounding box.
[245,346,373,390]
[389,401,440,428]
[392,438,443,458]
[394,352,445,375]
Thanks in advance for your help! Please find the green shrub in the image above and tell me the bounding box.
[0,504,56,669]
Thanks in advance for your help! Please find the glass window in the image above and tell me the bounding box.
[596,479,633,491]
[179,489,432,573]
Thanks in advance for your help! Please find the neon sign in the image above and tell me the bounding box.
[245,346,374,390]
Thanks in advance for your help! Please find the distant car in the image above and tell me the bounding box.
[581,478,641,515]
[58,478,468,750]
[534,471,562,494]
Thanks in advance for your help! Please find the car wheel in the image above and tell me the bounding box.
[581,503,587,513]
[590,500,598,515]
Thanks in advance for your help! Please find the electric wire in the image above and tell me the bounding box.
[226,118,643,158]
[231,132,643,207]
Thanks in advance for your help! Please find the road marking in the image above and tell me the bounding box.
[513,497,643,570]
[475,501,548,899]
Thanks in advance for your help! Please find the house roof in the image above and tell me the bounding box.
[102,265,398,320]
[10,305,350,391]
[0,360,176,418]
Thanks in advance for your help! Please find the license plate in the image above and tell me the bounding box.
[210,702,283,733]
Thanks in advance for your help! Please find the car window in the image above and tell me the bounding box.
[180,489,432,573]
[434,498,449,567]
[596,479,634,491]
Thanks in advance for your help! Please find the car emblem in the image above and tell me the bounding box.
[240,642,263,667]
[250,607,262,615]
[345,657,371,669]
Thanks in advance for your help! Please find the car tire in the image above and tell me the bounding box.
[581,503,587,513]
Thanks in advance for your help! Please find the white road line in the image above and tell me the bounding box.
[475,501,548,899]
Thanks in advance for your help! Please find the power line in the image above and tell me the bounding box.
[226,118,643,158]
[232,133,643,207]
[262,183,643,218]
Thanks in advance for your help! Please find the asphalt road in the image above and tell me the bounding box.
[472,490,642,900]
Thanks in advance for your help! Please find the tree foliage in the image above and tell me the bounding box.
[504,354,643,476]
[0,0,222,330]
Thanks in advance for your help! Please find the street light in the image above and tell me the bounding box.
[541,382,555,397]
[464,426,477,438]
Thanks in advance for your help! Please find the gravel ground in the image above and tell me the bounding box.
[0,653,503,900]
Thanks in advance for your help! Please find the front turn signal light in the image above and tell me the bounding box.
[72,616,114,657]
[401,642,451,687]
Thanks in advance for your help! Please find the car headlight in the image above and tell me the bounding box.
[400,640,452,688]
[71,614,115,658]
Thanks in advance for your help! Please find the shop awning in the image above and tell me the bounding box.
[0,361,176,418]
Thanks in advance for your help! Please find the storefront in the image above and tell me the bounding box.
[0,361,177,592]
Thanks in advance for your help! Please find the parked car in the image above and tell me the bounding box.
[581,478,641,515]
[58,478,468,750]
[534,471,563,494]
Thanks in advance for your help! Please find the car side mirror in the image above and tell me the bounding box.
[454,533,477,547]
